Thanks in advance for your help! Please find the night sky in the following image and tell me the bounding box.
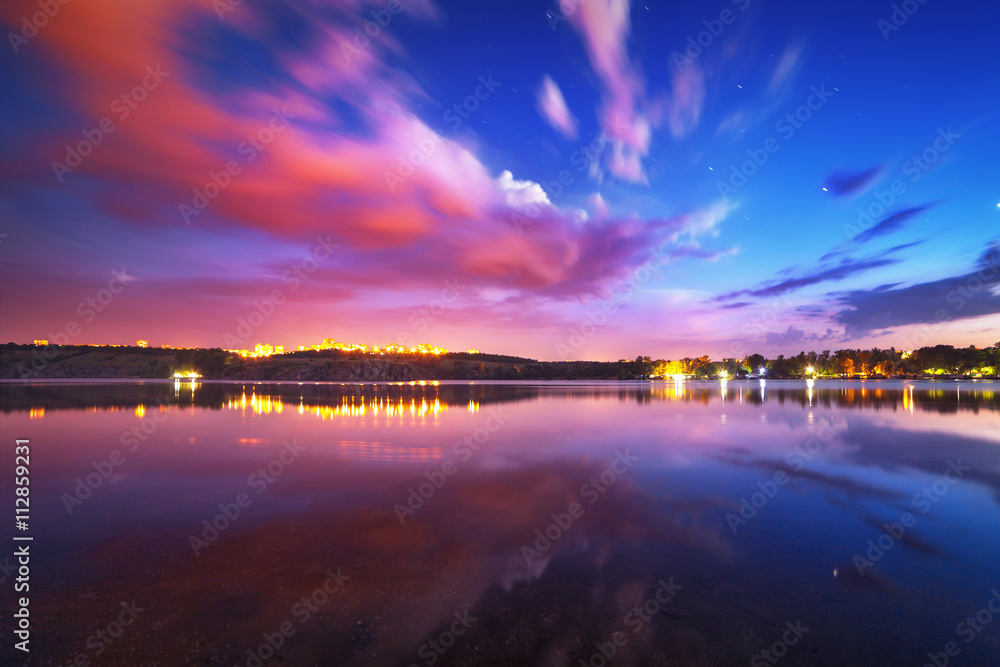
[1,0,998,360]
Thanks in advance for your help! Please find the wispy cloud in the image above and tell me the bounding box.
[536,75,578,139]
[565,0,663,183]
[834,241,1000,337]
[823,165,883,197]
[852,205,933,244]
[768,44,803,93]
[716,256,898,301]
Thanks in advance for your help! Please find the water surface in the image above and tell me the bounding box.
[1,380,998,666]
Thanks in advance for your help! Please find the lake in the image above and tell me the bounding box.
[1,380,998,666]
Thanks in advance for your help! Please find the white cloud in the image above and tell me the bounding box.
[495,170,552,209]
[677,200,734,239]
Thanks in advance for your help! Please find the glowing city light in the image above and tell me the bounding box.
[296,338,448,355]
[226,343,285,358]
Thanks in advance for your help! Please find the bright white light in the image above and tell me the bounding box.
[760,367,766,374]
[672,374,686,382]
[807,366,814,374]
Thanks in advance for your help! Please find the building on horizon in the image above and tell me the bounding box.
[224,343,285,358]
[297,338,447,355]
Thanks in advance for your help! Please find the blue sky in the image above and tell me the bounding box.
[1,0,998,359]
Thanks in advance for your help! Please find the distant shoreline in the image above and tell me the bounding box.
[2,377,996,384]
[2,343,996,383]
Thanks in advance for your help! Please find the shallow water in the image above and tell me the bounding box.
[1,379,998,666]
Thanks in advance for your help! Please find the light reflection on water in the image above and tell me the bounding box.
[1,380,998,666]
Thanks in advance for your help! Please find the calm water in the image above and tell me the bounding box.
[1,380,998,666]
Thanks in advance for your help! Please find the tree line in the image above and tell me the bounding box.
[638,343,999,379]
[3,342,997,380]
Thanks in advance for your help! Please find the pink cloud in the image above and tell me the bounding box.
[536,75,578,138]
[0,0,738,356]
[562,0,711,179]
[565,0,656,183]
